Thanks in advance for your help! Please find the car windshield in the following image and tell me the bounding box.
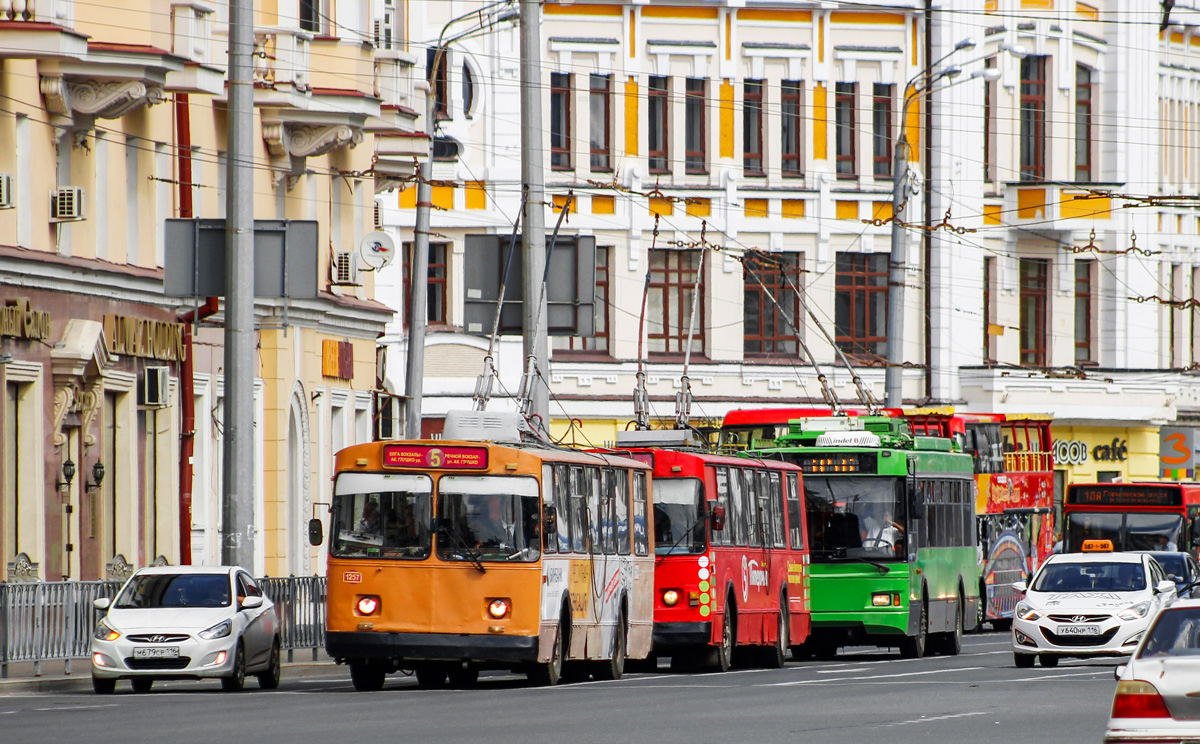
[655,479,706,556]
[331,474,433,559]
[1139,607,1200,658]
[436,476,541,563]
[804,476,907,562]
[1153,554,1188,581]
[1064,512,1183,552]
[115,574,231,608]
[1032,561,1146,592]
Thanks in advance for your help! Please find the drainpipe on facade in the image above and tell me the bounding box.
[923,0,935,403]
[174,92,218,565]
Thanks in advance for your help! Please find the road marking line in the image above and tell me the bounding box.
[32,704,119,712]
[818,667,869,674]
[883,711,990,727]
[768,666,985,686]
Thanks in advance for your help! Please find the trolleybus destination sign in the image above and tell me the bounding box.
[382,444,489,470]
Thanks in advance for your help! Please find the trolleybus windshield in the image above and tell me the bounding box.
[435,476,542,563]
[654,479,706,556]
[1064,512,1183,553]
[805,476,907,562]
[331,473,433,559]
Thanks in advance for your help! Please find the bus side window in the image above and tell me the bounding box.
[786,473,804,550]
[746,470,762,548]
[728,468,746,547]
[615,468,630,555]
[713,467,730,547]
[769,471,785,548]
[543,465,557,554]
[571,466,588,553]
[633,471,649,555]
[601,469,615,555]
[756,470,772,546]
[588,467,602,553]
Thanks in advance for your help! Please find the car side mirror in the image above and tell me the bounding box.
[710,505,726,532]
[93,597,111,611]
[240,595,264,610]
[1114,664,1126,681]
[1012,581,1028,593]
[543,505,558,534]
[1156,580,1177,595]
[308,518,324,546]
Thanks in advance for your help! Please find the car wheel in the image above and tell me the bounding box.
[527,614,565,686]
[900,599,927,658]
[256,639,282,690]
[1039,654,1059,668]
[1014,653,1035,669]
[131,678,153,694]
[92,677,116,695]
[221,642,246,692]
[349,662,386,692]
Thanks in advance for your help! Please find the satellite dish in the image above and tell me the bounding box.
[358,231,396,270]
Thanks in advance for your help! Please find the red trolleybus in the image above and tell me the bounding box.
[613,432,809,671]
[1064,482,1200,555]
[906,412,1055,628]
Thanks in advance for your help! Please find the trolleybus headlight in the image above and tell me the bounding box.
[487,599,511,619]
[872,592,899,607]
[1118,601,1151,621]
[662,590,680,607]
[356,596,380,615]
[1015,602,1042,622]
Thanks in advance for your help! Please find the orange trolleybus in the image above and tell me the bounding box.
[318,412,655,690]
[612,431,810,671]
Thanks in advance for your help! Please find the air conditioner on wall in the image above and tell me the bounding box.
[0,174,13,209]
[139,366,170,407]
[51,186,85,221]
[332,251,359,286]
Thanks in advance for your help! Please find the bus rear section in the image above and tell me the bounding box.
[625,446,809,671]
[1064,483,1200,554]
[322,433,654,690]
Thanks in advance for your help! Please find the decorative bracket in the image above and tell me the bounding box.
[40,75,166,121]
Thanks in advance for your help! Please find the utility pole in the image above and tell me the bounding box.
[222,0,255,567]
[404,87,433,439]
[885,139,909,408]
[519,0,548,424]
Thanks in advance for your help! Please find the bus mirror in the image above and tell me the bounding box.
[308,518,323,546]
[543,505,558,533]
[710,505,726,531]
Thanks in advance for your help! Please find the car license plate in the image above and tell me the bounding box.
[1058,624,1101,636]
[133,646,180,659]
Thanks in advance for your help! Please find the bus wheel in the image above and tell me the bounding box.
[415,664,449,689]
[528,618,565,686]
[711,605,734,672]
[349,662,386,692]
[763,596,788,669]
[939,598,963,656]
[900,600,927,659]
[594,617,626,681]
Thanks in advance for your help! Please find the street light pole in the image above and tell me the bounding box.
[519,0,549,425]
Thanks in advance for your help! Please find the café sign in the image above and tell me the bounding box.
[0,299,51,341]
[103,314,187,362]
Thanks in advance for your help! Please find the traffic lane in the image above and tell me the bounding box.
[0,636,1118,744]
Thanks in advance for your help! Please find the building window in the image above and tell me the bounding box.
[781,80,803,177]
[685,78,707,174]
[426,47,449,120]
[743,79,764,176]
[648,249,704,355]
[983,256,995,362]
[1172,263,1183,367]
[299,0,322,33]
[1019,257,1049,366]
[1020,56,1048,181]
[550,72,572,170]
[984,57,996,183]
[872,83,893,179]
[1075,65,1093,182]
[835,252,888,358]
[1075,259,1094,363]
[835,83,857,178]
[590,74,611,172]
[648,76,670,174]
[553,246,610,352]
[403,242,449,328]
[744,252,802,356]
[461,63,475,117]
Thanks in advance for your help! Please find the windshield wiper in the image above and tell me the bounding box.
[656,510,708,566]
[443,524,487,574]
[846,555,891,575]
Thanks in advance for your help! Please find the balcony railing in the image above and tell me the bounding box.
[171,1,215,66]
[0,0,73,25]
[254,28,311,93]
[1004,451,1054,472]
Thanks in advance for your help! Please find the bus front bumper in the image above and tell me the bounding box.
[811,609,910,636]
[326,631,539,663]
[653,621,712,649]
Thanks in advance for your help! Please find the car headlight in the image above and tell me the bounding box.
[1118,601,1152,621]
[198,619,233,640]
[93,621,120,642]
[1015,601,1042,622]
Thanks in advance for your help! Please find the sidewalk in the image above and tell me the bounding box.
[0,649,340,694]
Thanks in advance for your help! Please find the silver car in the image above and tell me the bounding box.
[90,566,281,694]
[1106,598,1200,742]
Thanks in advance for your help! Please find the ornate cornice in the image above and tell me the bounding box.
[39,75,166,121]
[262,121,363,159]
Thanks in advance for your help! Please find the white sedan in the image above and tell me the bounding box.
[90,565,281,693]
[1011,551,1177,668]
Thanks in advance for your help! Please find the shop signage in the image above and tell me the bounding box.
[1053,437,1129,465]
[102,314,186,362]
[0,298,51,341]
[1160,427,1196,479]
[1093,438,1128,462]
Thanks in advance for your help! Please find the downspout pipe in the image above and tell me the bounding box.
[923,0,934,402]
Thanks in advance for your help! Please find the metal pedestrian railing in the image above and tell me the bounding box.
[0,576,326,678]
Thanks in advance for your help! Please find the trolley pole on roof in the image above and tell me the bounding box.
[222,0,255,567]
[519,0,549,425]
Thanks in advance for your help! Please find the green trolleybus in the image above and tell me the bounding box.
[746,415,980,658]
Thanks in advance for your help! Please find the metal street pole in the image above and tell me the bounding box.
[222,0,255,567]
[519,0,548,424]
[404,90,433,439]
[885,137,909,408]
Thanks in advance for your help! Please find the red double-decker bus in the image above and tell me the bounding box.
[1064,482,1200,555]
[613,440,810,671]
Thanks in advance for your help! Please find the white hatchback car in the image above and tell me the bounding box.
[1012,551,1177,668]
[90,566,281,694]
